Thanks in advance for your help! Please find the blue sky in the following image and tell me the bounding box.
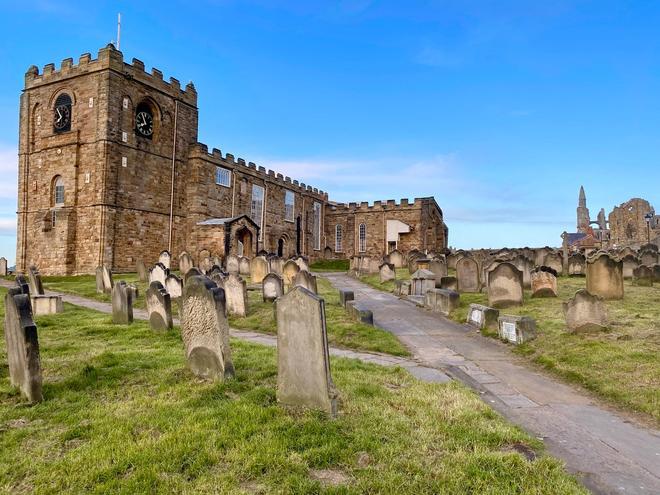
[1,0,659,264]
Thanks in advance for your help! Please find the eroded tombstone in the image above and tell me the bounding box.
[111,281,133,325]
[456,257,480,293]
[379,262,396,283]
[563,289,608,333]
[346,301,374,325]
[149,262,169,286]
[531,266,558,298]
[269,257,284,276]
[165,273,184,299]
[339,289,354,307]
[542,251,563,275]
[262,273,284,302]
[250,256,270,284]
[395,280,411,296]
[146,281,173,332]
[586,252,624,300]
[96,266,105,294]
[568,253,586,277]
[487,262,524,308]
[239,256,251,276]
[225,273,248,316]
[181,275,234,380]
[633,265,654,287]
[4,288,42,402]
[31,295,63,315]
[497,315,536,344]
[179,252,194,276]
[293,256,310,272]
[275,286,337,416]
[293,270,318,294]
[0,257,7,276]
[27,266,45,296]
[136,260,148,282]
[429,258,448,282]
[159,250,172,270]
[621,255,640,279]
[282,260,300,286]
[388,250,405,268]
[439,276,458,291]
[424,288,459,316]
[199,256,214,275]
[466,304,499,331]
[225,254,240,275]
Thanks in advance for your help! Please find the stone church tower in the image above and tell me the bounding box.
[16,44,198,274]
[576,185,590,234]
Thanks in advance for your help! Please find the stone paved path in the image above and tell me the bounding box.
[322,273,660,495]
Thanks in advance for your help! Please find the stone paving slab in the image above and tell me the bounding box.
[322,272,660,495]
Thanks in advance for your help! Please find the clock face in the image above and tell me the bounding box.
[135,110,153,138]
[53,104,71,131]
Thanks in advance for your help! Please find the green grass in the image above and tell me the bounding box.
[360,268,411,293]
[0,294,585,494]
[310,259,350,272]
[362,270,660,423]
[42,274,150,310]
[229,277,410,357]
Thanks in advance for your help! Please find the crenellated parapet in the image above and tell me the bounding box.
[188,143,328,200]
[327,197,432,212]
[24,44,197,106]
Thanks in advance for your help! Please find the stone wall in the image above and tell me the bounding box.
[608,198,660,248]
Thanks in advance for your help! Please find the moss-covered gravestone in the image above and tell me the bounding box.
[146,281,173,332]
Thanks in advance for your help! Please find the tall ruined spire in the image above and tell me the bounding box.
[579,185,586,207]
[577,185,590,233]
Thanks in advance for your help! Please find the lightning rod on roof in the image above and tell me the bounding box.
[117,13,121,50]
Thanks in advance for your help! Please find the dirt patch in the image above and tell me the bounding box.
[309,468,351,486]
[502,442,537,461]
[240,481,267,494]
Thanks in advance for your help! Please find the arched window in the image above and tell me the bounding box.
[53,176,64,206]
[335,225,343,252]
[358,223,366,252]
[53,93,72,133]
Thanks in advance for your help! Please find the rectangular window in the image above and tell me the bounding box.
[215,167,231,187]
[313,202,321,250]
[55,185,64,205]
[284,190,295,222]
[251,184,265,230]
[359,223,366,252]
[335,225,343,252]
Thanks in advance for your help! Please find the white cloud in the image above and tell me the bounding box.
[0,217,16,236]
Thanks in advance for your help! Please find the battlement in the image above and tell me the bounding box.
[188,143,329,200]
[24,44,197,106]
[327,197,430,213]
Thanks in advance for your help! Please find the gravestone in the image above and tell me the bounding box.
[339,289,354,307]
[568,253,586,276]
[439,276,458,291]
[293,256,310,272]
[275,286,337,415]
[112,281,133,325]
[487,262,524,308]
[149,263,169,286]
[269,257,284,276]
[563,289,608,333]
[410,269,436,296]
[293,270,318,294]
[165,273,183,299]
[262,273,284,302]
[395,280,411,296]
[531,266,558,298]
[224,273,248,316]
[429,258,448,282]
[4,288,42,402]
[497,315,536,344]
[179,251,194,276]
[239,256,251,276]
[379,262,396,283]
[181,275,234,380]
[456,257,480,292]
[282,260,300,286]
[27,266,45,295]
[31,295,63,315]
[424,288,460,316]
[0,257,7,276]
[586,252,624,300]
[542,251,563,274]
[620,255,640,279]
[199,256,214,274]
[159,250,172,269]
[511,255,533,288]
[102,265,114,294]
[15,275,30,295]
[250,256,270,284]
[639,250,658,267]
[466,304,499,331]
[225,254,240,275]
[95,266,105,294]
[388,250,405,268]
[136,260,148,282]
[346,301,374,325]
[632,265,654,286]
[653,264,660,282]
[146,281,173,331]
[446,252,461,270]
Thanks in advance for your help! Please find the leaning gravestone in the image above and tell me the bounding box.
[102,265,114,294]
[15,275,30,295]
[96,266,105,294]
[27,266,45,295]
[111,281,133,325]
[379,262,396,283]
[146,281,173,331]
[262,273,284,302]
[466,303,499,331]
[275,286,337,416]
[225,254,240,275]
[586,252,624,300]
[542,252,563,274]
[250,256,270,284]
[563,289,608,333]
[632,265,654,287]
[181,275,234,380]
[282,260,300,286]
[0,256,7,276]
[179,251,194,276]
[531,266,558,298]
[239,257,251,276]
[165,273,184,299]
[149,263,169,286]
[136,260,148,282]
[487,262,524,308]
[497,315,536,344]
[4,288,42,402]
[224,273,248,316]
[293,270,318,294]
[456,257,480,293]
[159,250,172,270]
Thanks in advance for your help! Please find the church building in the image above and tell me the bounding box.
[16,45,448,275]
